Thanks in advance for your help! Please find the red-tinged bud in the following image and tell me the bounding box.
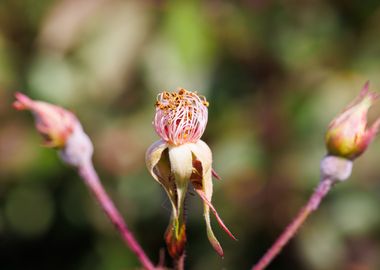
[13,92,78,149]
[165,219,187,259]
[14,93,93,167]
[325,82,380,160]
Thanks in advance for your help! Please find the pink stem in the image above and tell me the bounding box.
[78,161,156,270]
[174,254,185,270]
[252,178,333,270]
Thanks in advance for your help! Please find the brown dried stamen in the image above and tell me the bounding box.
[155,88,209,115]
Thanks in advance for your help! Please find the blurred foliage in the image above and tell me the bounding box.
[1,0,380,269]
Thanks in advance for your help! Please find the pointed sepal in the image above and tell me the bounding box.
[189,140,236,256]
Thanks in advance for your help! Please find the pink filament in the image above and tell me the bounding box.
[154,89,208,145]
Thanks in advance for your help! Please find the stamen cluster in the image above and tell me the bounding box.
[154,88,208,145]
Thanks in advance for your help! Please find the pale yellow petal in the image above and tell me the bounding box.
[189,140,224,256]
[145,139,168,184]
[168,144,193,236]
[145,139,177,211]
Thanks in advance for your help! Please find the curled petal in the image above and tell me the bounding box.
[145,140,177,210]
[145,139,169,185]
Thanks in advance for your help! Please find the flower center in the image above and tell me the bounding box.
[154,88,209,145]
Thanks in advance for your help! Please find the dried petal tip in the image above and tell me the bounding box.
[154,88,208,145]
[325,82,380,160]
[212,168,222,180]
[13,92,33,110]
[13,92,78,149]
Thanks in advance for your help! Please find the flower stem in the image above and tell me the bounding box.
[78,161,156,270]
[252,177,333,270]
[174,254,185,270]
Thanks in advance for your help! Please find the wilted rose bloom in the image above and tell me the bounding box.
[325,82,380,160]
[14,93,93,167]
[146,88,235,258]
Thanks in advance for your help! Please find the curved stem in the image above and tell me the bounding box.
[252,178,333,270]
[78,161,156,270]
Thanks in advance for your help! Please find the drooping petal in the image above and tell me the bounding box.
[165,144,193,258]
[146,139,169,184]
[189,140,236,257]
[168,144,193,231]
[145,139,177,210]
[189,140,222,256]
[146,140,187,258]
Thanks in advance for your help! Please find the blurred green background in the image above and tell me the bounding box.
[1,0,380,269]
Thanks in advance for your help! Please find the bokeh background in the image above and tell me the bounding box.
[1,0,380,269]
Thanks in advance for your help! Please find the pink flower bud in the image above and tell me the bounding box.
[325,82,380,159]
[13,92,77,149]
[154,88,208,145]
[14,93,94,167]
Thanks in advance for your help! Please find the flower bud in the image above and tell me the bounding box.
[13,92,77,149]
[325,82,380,160]
[14,93,93,167]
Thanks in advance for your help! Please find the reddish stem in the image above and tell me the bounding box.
[252,178,333,270]
[78,162,156,270]
[174,254,185,270]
